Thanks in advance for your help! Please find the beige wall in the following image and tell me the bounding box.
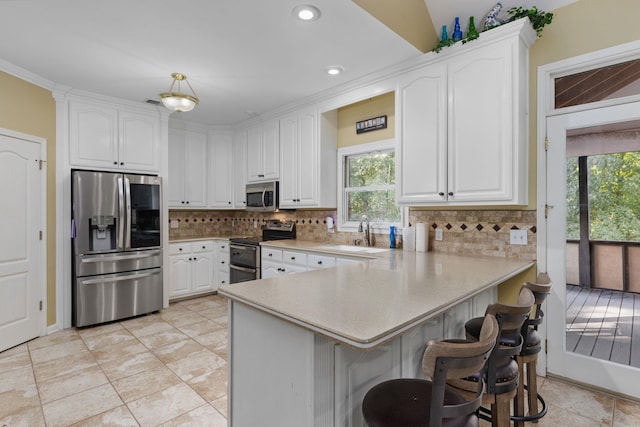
[0,71,56,326]
[337,91,395,147]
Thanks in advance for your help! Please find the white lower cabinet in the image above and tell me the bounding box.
[307,254,336,270]
[260,247,366,278]
[169,241,214,299]
[214,240,230,287]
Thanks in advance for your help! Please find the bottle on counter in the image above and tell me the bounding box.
[389,225,396,249]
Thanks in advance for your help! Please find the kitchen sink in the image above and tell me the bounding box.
[316,245,389,254]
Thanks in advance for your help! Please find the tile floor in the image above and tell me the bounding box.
[1,293,639,426]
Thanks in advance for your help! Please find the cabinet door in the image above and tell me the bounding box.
[193,251,213,292]
[209,133,234,208]
[168,129,186,207]
[184,131,208,207]
[262,120,280,180]
[447,40,514,202]
[69,101,118,168]
[247,125,264,182]
[296,108,318,206]
[279,113,298,207]
[233,130,248,208]
[261,261,283,279]
[396,65,447,205]
[169,254,192,298]
[119,110,159,171]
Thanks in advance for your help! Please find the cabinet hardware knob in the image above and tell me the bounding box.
[259,174,264,177]
[113,161,118,165]
[438,192,444,196]
[268,253,272,257]
[221,261,225,264]
[202,246,206,249]
[318,261,322,264]
[188,257,192,261]
[448,192,454,196]
[186,201,190,204]
[221,281,225,284]
[181,201,185,204]
[228,201,231,204]
[120,162,124,166]
[291,257,295,260]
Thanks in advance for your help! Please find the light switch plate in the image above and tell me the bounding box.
[510,229,527,245]
[170,220,179,229]
[435,228,443,241]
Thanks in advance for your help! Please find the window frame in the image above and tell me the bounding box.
[336,139,406,233]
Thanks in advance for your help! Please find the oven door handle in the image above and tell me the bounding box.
[230,264,256,274]
[230,244,257,252]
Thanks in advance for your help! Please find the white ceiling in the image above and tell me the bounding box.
[0,0,419,126]
[0,0,577,127]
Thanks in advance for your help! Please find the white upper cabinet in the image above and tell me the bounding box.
[279,108,337,209]
[208,133,234,208]
[247,120,279,182]
[69,100,160,172]
[168,128,207,208]
[233,129,248,208]
[396,19,535,206]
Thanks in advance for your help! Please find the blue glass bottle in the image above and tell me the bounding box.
[452,17,463,42]
[389,226,396,249]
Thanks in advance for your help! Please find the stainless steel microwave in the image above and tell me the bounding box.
[246,181,279,212]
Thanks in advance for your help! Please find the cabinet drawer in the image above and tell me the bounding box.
[308,254,336,270]
[193,241,214,253]
[215,240,230,252]
[262,248,283,262]
[169,242,192,255]
[283,250,307,267]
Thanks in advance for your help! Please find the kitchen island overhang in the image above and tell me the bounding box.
[219,250,535,349]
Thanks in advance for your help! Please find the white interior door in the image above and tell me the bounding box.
[0,130,44,352]
[546,102,640,397]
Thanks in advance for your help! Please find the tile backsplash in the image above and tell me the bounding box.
[168,209,536,261]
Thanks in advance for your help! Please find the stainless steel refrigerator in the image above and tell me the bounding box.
[72,170,163,327]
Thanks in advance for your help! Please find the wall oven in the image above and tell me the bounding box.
[229,220,295,283]
[245,181,278,212]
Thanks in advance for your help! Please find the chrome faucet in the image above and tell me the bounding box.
[358,215,370,247]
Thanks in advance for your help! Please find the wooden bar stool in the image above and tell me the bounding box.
[453,287,535,427]
[512,281,552,426]
[362,314,499,427]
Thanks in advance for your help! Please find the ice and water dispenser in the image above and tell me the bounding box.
[89,215,117,251]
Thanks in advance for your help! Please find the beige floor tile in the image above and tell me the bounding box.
[137,329,190,350]
[151,339,205,365]
[111,365,182,403]
[89,338,148,364]
[27,329,80,351]
[159,403,227,427]
[211,395,228,418]
[0,404,46,427]
[32,351,97,383]
[0,365,34,392]
[42,383,123,427]
[164,311,208,328]
[210,314,228,326]
[166,348,226,382]
[0,351,32,375]
[30,338,89,365]
[212,347,228,362]
[176,320,224,338]
[81,329,136,351]
[614,399,640,426]
[193,328,227,350]
[0,342,28,357]
[126,321,176,339]
[100,351,163,382]
[76,322,125,339]
[195,306,227,320]
[539,378,615,425]
[535,402,612,426]
[37,364,109,404]
[158,305,193,320]
[126,382,206,427]
[183,300,221,312]
[0,382,40,419]
[120,313,162,329]
[187,366,228,402]
[70,404,138,427]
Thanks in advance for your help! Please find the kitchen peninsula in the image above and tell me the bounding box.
[219,242,534,426]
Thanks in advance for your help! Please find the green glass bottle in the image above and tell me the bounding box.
[467,16,479,39]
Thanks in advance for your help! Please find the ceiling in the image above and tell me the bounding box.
[0,0,577,127]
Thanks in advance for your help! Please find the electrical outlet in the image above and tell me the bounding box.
[253,220,258,229]
[435,228,443,241]
[170,220,179,229]
[510,229,528,245]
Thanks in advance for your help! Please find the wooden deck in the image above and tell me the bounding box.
[566,285,640,367]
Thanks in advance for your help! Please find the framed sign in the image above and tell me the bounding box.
[356,115,387,134]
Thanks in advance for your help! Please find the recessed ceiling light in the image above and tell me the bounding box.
[293,5,321,21]
[326,66,344,76]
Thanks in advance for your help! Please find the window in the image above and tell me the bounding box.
[337,139,404,231]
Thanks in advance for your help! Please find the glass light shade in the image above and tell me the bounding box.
[159,93,198,112]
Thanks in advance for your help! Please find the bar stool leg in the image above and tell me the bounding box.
[514,356,526,427]
[527,357,539,423]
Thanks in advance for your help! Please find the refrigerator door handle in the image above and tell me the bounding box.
[124,176,132,250]
[80,269,160,285]
[79,250,162,263]
[117,176,126,251]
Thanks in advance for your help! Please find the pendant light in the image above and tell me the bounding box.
[159,73,199,112]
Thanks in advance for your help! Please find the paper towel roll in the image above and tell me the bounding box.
[403,226,415,251]
[416,223,428,252]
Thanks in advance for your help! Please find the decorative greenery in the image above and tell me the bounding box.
[432,5,554,53]
[506,6,554,37]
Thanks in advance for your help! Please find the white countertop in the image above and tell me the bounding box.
[219,242,535,349]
